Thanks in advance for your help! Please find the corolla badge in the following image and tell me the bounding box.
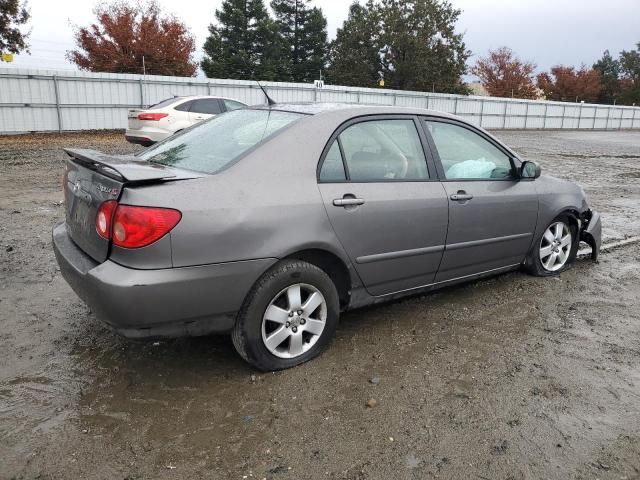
[72,181,81,193]
[95,183,119,196]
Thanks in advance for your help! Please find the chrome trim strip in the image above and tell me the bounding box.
[356,245,445,264]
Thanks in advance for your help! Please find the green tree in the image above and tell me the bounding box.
[378,0,470,93]
[618,43,640,105]
[327,1,382,88]
[201,0,278,80]
[271,0,328,82]
[593,50,621,104]
[0,0,30,56]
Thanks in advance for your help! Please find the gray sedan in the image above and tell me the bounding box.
[53,103,601,370]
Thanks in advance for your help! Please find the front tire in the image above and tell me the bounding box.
[232,260,340,371]
[524,214,578,276]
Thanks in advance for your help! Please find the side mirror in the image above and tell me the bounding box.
[520,161,541,179]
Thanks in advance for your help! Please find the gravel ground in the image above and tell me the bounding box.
[1,129,639,480]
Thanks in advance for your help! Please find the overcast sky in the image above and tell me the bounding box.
[5,0,640,80]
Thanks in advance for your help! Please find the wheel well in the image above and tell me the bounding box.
[559,209,580,232]
[284,249,352,308]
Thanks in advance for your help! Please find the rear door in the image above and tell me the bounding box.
[422,119,539,281]
[317,116,449,296]
[188,98,224,123]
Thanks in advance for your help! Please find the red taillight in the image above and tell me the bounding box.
[96,200,117,239]
[137,112,169,121]
[95,202,181,248]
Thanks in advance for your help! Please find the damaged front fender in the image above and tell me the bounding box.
[580,209,602,261]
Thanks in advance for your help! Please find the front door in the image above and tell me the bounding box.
[423,119,539,281]
[317,117,449,296]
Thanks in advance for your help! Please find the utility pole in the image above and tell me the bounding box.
[142,56,146,75]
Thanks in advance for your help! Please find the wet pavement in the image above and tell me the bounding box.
[1,130,639,479]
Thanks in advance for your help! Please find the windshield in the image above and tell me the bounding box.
[140,109,304,174]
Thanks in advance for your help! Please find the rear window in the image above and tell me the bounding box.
[149,97,183,110]
[139,109,304,174]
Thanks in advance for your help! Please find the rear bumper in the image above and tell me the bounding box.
[125,127,171,146]
[580,209,602,261]
[52,222,276,338]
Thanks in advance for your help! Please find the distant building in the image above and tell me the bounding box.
[467,82,489,96]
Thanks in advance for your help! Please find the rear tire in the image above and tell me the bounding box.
[524,214,578,277]
[232,260,340,371]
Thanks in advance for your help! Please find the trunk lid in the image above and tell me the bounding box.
[63,148,202,262]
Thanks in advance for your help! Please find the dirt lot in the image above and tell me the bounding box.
[1,130,639,480]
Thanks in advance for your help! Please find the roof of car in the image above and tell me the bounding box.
[250,102,456,119]
[170,95,246,103]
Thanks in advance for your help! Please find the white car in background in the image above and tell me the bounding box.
[125,95,247,146]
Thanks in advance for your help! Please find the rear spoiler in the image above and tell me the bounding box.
[64,148,204,183]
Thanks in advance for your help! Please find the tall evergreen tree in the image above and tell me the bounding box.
[327,1,381,88]
[201,0,278,80]
[618,43,640,105]
[271,0,328,82]
[378,0,470,94]
[593,50,621,104]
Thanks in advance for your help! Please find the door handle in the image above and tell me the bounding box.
[333,197,365,207]
[450,191,474,202]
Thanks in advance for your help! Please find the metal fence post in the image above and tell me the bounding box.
[524,102,529,129]
[542,103,548,129]
[633,108,638,129]
[593,107,597,129]
[502,102,508,129]
[605,107,611,130]
[453,97,458,115]
[479,99,485,127]
[139,78,144,108]
[426,95,431,110]
[393,93,397,106]
[578,103,583,129]
[619,109,624,130]
[560,104,566,129]
[52,75,63,132]
[208,82,213,95]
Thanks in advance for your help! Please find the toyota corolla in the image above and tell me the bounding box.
[53,103,601,370]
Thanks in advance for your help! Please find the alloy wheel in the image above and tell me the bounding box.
[261,283,327,359]
[540,222,572,272]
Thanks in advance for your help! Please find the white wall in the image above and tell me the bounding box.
[1,67,639,133]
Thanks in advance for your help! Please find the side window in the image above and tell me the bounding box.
[338,119,429,181]
[190,99,223,115]
[224,100,246,111]
[174,100,194,112]
[425,121,514,180]
[319,141,346,181]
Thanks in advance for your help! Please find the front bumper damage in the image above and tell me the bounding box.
[579,209,602,261]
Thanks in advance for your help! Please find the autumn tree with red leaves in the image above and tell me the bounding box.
[536,66,602,103]
[471,47,538,99]
[67,1,197,76]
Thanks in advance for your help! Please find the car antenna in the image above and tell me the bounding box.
[256,80,277,107]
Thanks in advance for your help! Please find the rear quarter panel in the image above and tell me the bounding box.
[121,112,359,282]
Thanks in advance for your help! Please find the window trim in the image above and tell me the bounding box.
[317,114,439,184]
[419,116,521,182]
